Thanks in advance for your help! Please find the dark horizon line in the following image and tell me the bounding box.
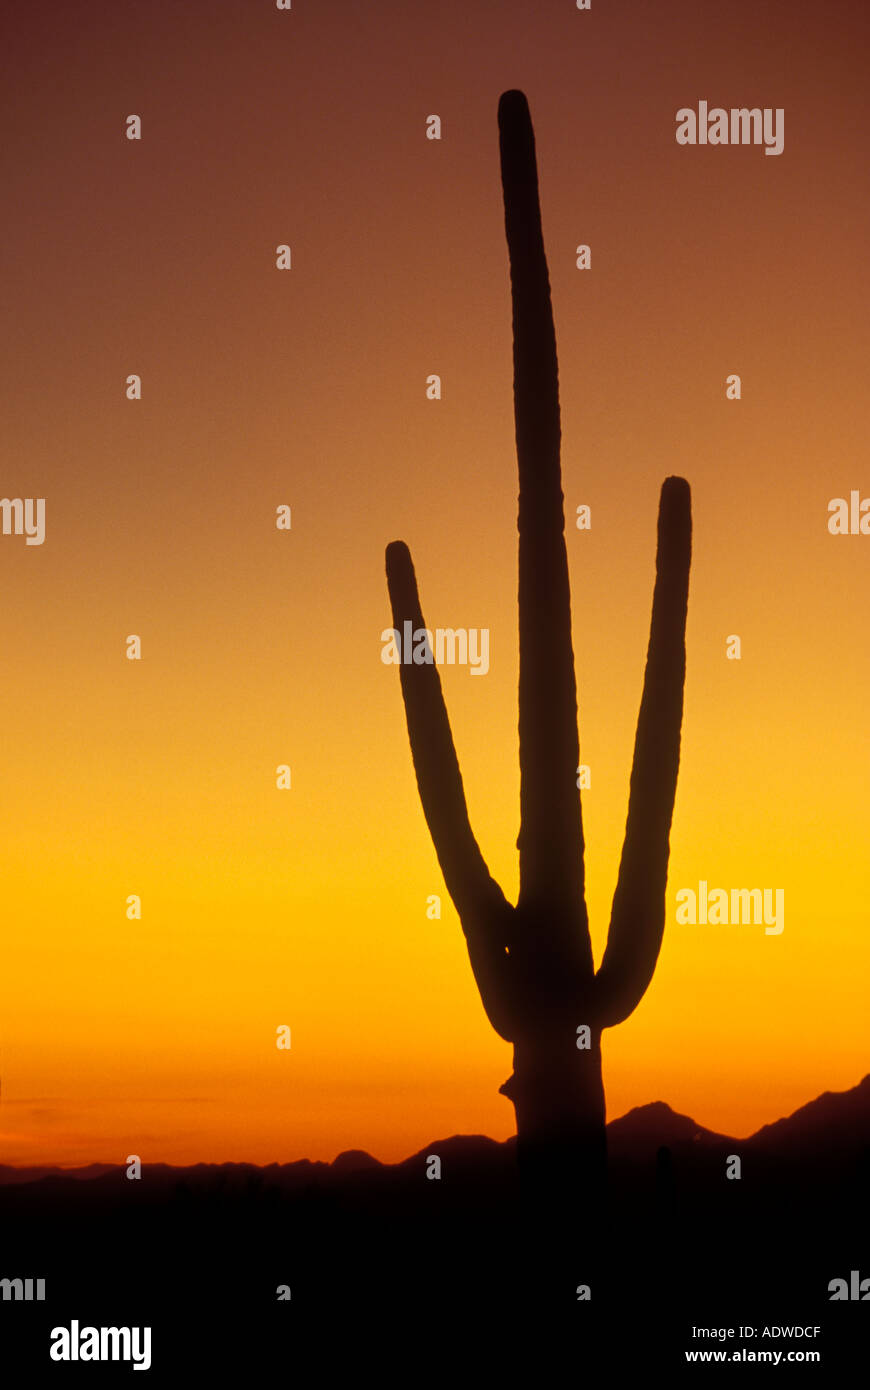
[3,1070,867,1176]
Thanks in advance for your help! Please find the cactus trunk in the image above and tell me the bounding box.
[504,1027,606,1196]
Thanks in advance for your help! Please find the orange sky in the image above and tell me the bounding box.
[1,0,868,1166]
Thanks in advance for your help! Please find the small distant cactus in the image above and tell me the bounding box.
[386,91,692,1195]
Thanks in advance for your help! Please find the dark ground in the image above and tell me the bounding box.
[1,1083,868,1377]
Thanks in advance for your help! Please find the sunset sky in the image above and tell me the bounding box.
[2,0,868,1166]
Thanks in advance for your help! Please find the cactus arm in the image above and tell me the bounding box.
[594,475,692,1027]
[498,90,589,947]
[385,539,516,1040]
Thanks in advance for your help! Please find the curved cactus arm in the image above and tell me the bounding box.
[385,540,516,1040]
[498,90,589,939]
[594,475,692,1027]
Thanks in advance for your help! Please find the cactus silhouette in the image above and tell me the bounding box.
[385,90,692,1199]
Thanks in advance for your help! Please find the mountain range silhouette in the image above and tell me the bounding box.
[1,1075,867,1374]
[3,1073,866,1188]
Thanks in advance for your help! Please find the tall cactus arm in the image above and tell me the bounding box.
[593,475,692,1027]
[385,540,517,1040]
[498,90,589,948]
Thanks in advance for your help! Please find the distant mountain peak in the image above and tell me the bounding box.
[749,1072,870,1153]
[606,1101,729,1158]
[331,1149,381,1173]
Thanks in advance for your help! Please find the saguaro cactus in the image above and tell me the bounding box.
[385,91,692,1197]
